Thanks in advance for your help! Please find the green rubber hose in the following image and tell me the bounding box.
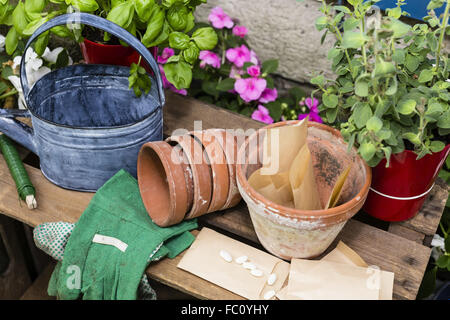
[0,133,36,209]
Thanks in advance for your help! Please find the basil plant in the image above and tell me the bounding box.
[312,0,450,167]
[2,0,217,96]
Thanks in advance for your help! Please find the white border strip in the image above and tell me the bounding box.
[369,184,434,201]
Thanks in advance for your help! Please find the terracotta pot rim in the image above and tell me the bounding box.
[190,131,230,213]
[166,135,212,219]
[236,120,372,220]
[137,141,187,226]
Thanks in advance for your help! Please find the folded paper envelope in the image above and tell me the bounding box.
[261,119,307,176]
[322,242,394,300]
[177,227,290,300]
[284,259,381,300]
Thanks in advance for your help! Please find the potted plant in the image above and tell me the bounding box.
[2,0,217,95]
[312,0,449,221]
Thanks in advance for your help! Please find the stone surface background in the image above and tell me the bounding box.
[195,0,334,84]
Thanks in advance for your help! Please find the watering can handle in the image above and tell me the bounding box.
[20,13,165,107]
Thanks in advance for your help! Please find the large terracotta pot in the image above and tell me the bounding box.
[80,38,158,72]
[363,145,450,222]
[236,120,372,260]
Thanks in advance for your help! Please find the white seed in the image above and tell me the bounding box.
[267,273,277,286]
[250,269,263,277]
[243,262,256,270]
[220,250,232,263]
[264,290,276,300]
[235,255,248,264]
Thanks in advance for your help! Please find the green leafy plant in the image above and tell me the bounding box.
[313,0,450,167]
[1,0,216,96]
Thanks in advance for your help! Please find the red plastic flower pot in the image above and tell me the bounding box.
[80,38,158,73]
[363,145,450,222]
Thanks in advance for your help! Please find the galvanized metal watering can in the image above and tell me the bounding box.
[0,13,165,191]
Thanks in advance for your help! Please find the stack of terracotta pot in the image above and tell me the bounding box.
[137,129,242,227]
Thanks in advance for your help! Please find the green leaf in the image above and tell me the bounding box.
[310,75,324,87]
[106,1,134,28]
[145,19,170,47]
[141,7,165,46]
[12,1,28,35]
[430,141,445,153]
[343,17,359,32]
[216,78,235,92]
[182,42,199,65]
[25,0,46,13]
[164,60,193,89]
[437,111,450,129]
[266,101,282,121]
[5,27,19,55]
[405,54,420,73]
[70,0,99,12]
[397,99,416,115]
[23,17,48,36]
[359,142,376,162]
[33,31,49,56]
[374,59,396,77]
[445,236,450,253]
[192,27,218,50]
[388,19,411,38]
[322,93,338,108]
[355,75,369,97]
[315,16,327,31]
[262,59,279,74]
[392,49,405,64]
[334,5,351,14]
[167,2,188,31]
[353,102,372,129]
[134,0,156,22]
[436,255,450,269]
[326,107,338,123]
[366,116,383,132]
[168,32,190,50]
[403,132,421,145]
[418,69,434,83]
[341,31,368,49]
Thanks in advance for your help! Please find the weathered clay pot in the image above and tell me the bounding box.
[236,121,372,260]
[191,131,230,213]
[137,141,191,227]
[209,129,242,209]
[166,134,212,219]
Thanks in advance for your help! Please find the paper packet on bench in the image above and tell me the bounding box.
[177,227,290,300]
[276,241,394,300]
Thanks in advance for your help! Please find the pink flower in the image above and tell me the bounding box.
[157,47,174,64]
[250,50,259,65]
[298,97,323,123]
[252,105,273,124]
[259,88,278,103]
[226,45,251,68]
[234,77,267,102]
[208,7,234,29]
[232,25,248,38]
[229,65,244,79]
[199,50,221,69]
[247,65,260,77]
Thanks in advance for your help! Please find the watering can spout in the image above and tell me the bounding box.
[0,109,37,154]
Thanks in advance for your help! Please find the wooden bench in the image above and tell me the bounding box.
[0,91,447,300]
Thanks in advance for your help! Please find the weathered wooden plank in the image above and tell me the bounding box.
[0,157,91,227]
[395,178,448,236]
[388,224,425,244]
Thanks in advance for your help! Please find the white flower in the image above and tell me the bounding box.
[0,35,5,53]
[7,76,27,110]
[42,47,74,65]
[431,234,445,251]
[446,79,450,83]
